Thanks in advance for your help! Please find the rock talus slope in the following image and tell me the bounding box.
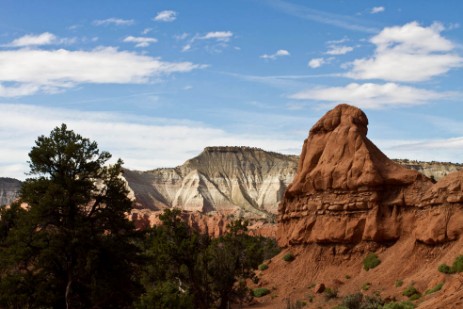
[255,104,463,308]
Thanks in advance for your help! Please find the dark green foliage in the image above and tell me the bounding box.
[324,287,338,299]
[283,252,295,262]
[438,264,452,274]
[451,255,463,272]
[338,293,384,309]
[438,255,463,274]
[259,263,269,271]
[137,211,280,309]
[402,285,420,300]
[425,282,443,295]
[362,282,371,291]
[363,252,381,271]
[252,288,270,298]
[382,301,415,309]
[395,279,403,287]
[0,124,142,309]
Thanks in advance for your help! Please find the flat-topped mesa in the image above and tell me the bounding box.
[278,104,434,246]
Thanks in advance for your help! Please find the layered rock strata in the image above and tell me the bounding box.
[278,104,463,246]
[124,147,299,217]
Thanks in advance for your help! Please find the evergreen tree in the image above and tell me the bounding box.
[0,124,142,309]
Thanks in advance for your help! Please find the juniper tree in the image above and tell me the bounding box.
[0,124,141,309]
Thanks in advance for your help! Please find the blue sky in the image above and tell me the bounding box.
[1,0,463,179]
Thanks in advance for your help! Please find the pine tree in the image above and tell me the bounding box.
[0,124,141,309]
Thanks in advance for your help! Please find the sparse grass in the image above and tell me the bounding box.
[308,283,316,289]
[362,282,371,291]
[395,279,403,287]
[283,252,295,262]
[258,263,269,271]
[425,282,443,295]
[306,295,314,303]
[382,301,415,309]
[363,252,381,271]
[253,287,270,298]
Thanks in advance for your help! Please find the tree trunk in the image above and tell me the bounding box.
[65,277,72,309]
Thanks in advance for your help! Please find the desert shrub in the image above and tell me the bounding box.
[252,288,270,298]
[283,252,295,262]
[408,293,421,301]
[286,299,307,309]
[438,263,453,274]
[402,286,420,300]
[345,275,351,279]
[341,293,363,309]
[324,287,338,300]
[258,263,269,271]
[451,255,463,273]
[425,282,443,295]
[395,279,403,287]
[362,282,371,291]
[382,301,415,309]
[363,252,381,271]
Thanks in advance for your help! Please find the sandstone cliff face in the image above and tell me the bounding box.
[124,147,299,217]
[278,104,463,246]
[255,104,463,309]
[0,178,21,206]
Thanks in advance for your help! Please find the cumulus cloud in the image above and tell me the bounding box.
[370,6,385,14]
[93,18,134,26]
[123,36,158,48]
[326,45,353,55]
[200,31,233,42]
[0,104,301,180]
[347,22,463,82]
[5,32,57,47]
[289,82,450,109]
[308,58,326,68]
[260,49,290,60]
[0,47,205,97]
[154,10,177,22]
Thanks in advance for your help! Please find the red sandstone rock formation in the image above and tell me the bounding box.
[277,104,460,246]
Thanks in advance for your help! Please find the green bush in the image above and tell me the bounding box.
[253,287,270,298]
[438,263,453,274]
[402,286,420,300]
[425,282,443,295]
[362,282,371,291]
[324,287,338,300]
[395,279,403,287]
[382,301,415,309]
[363,252,381,271]
[341,293,363,309]
[258,263,269,271]
[283,252,295,262]
[451,255,463,273]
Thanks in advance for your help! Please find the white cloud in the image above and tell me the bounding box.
[0,104,301,180]
[200,31,233,42]
[289,82,451,109]
[326,45,353,55]
[0,47,205,97]
[154,10,177,22]
[93,18,134,26]
[5,32,57,47]
[308,58,326,68]
[260,49,290,60]
[347,22,463,82]
[181,31,234,52]
[123,36,158,48]
[142,28,152,35]
[370,6,385,14]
